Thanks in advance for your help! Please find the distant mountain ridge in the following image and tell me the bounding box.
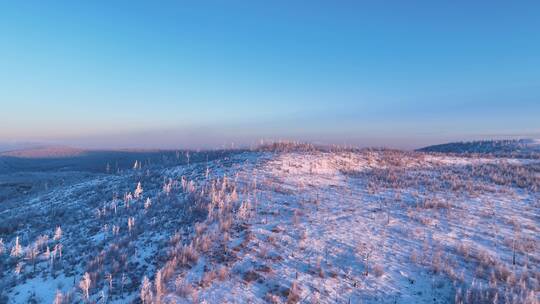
[418,139,540,156]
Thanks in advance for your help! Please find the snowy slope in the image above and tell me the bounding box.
[0,148,539,303]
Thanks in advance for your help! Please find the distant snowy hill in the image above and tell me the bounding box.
[418,139,540,157]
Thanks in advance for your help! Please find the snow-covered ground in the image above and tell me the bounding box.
[1,148,539,303]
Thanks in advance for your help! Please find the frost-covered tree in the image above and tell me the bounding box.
[128,217,135,233]
[79,272,91,300]
[144,197,152,210]
[124,192,133,208]
[10,236,22,257]
[134,182,143,199]
[0,238,4,255]
[140,276,153,304]
[54,226,63,241]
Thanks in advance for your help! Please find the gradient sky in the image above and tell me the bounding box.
[1,1,539,149]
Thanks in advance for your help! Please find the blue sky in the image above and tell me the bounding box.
[1,1,539,149]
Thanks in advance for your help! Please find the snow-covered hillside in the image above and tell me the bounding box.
[0,147,539,303]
